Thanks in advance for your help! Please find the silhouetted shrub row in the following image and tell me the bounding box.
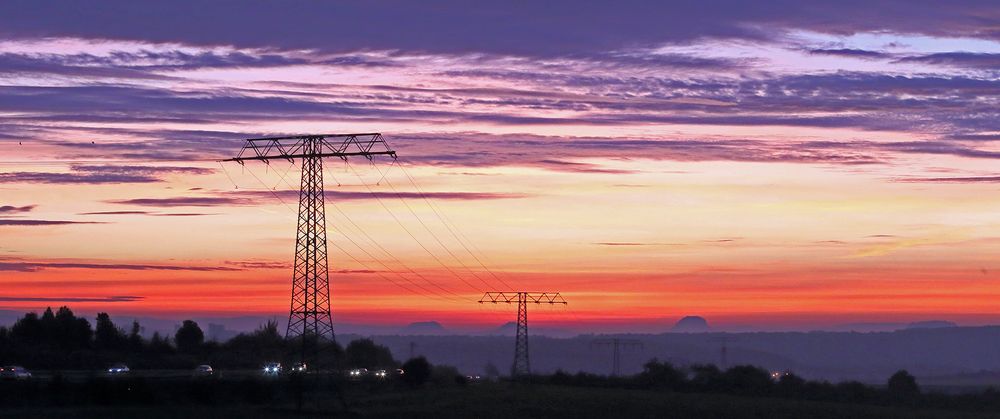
[0,306,397,371]
[533,360,1000,413]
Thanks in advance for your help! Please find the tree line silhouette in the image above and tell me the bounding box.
[0,306,399,371]
[534,359,1000,413]
[6,306,1000,414]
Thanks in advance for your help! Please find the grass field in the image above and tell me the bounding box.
[3,382,996,419]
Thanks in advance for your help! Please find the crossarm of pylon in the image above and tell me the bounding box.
[478,292,567,304]
[222,133,396,163]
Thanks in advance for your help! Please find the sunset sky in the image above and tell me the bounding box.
[1,1,999,332]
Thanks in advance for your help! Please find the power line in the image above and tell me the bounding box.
[371,167,498,290]
[346,161,485,293]
[238,162,465,303]
[394,160,516,290]
[270,162,471,301]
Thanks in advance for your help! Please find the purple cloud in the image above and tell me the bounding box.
[106,197,251,207]
[0,204,35,214]
[0,295,144,302]
[0,164,214,185]
[0,260,242,272]
[894,176,1000,183]
[533,160,636,174]
[808,48,889,59]
[0,219,103,226]
[224,260,289,269]
[108,190,529,208]
[79,210,217,217]
[0,50,399,80]
[0,1,995,57]
[895,52,1000,69]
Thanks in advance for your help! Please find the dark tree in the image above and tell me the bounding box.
[224,320,285,368]
[11,311,43,344]
[888,370,920,399]
[725,365,774,395]
[431,364,463,386]
[174,320,204,353]
[688,364,725,391]
[94,313,127,351]
[401,356,432,387]
[128,320,144,351]
[639,359,685,389]
[149,332,173,354]
[836,380,874,402]
[40,307,57,343]
[345,338,396,369]
[56,306,92,349]
[776,372,807,397]
[484,361,500,379]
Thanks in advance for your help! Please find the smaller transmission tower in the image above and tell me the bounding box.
[479,292,566,377]
[591,338,643,376]
[711,335,739,369]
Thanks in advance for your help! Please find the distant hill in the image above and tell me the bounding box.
[492,321,517,335]
[906,320,958,329]
[488,321,575,337]
[672,316,710,333]
[400,321,448,335]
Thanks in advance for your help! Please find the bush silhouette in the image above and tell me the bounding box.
[175,320,204,353]
[401,357,432,387]
[888,370,920,399]
[345,338,396,369]
[639,359,685,390]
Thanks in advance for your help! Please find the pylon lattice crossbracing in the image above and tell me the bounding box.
[287,141,334,346]
[479,292,567,377]
[225,133,395,362]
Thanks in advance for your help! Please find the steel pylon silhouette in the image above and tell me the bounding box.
[288,144,333,345]
[591,338,643,376]
[225,133,395,361]
[479,292,566,377]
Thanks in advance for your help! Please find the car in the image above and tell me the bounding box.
[0,365,31,380]
[374,369,388,379]
[770,370,790,381]
[290,362,307,373]
[262,362,282,376]
[348,368,368,380]
[193,364,214,376]
[106,363,130,375]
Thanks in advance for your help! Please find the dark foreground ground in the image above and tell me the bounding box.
[2,380,997,419]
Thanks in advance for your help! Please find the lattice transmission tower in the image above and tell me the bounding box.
[711,335,739,369]
[479,292,566,377]
[225,133,396,362]
[591,338,643,376]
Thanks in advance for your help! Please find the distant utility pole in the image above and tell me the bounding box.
[591,338,643,376]
[479,292,567,377]
[224,133,396,364]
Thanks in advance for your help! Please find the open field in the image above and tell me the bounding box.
[2,380,997,419]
